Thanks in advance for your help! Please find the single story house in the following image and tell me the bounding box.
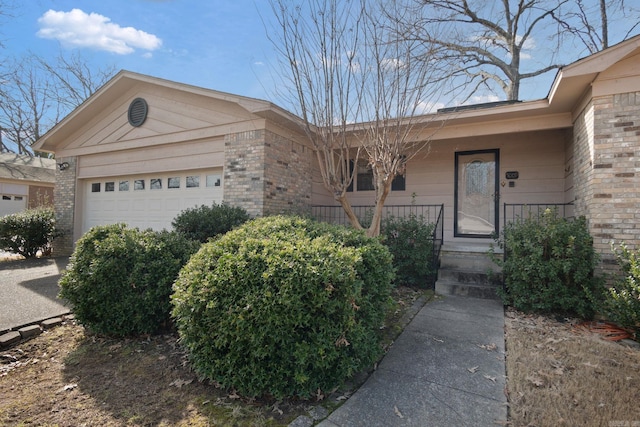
[33,35,640,271]
[0,153,55,217]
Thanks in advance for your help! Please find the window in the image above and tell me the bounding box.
[14,196,23,201]
[392,174,406,191]
[168,177,180,189]
[346,159,406,192]
[134,179,145,190]
[206,174,221,187]
[186,176,200,188]
[105,182,115,192]
[150,178,162,190]
[119,181,129,191]
[356,160,374,191]
[2,195,10,200]
[91,183,101,193]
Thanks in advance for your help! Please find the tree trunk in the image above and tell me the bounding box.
[336,192,363,230]
[366,172,392,237]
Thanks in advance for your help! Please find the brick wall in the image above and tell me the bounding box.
[223,129,313,217]
[574,92,640,271]
[572,99,594,222]
[53,157,77,256]
[263,130,312,215]
[223,130,267,217]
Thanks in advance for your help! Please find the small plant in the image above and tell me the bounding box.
[172,215,394,399]
[382,214,436,287]
[171,202,250,243]
[491,208,602,318]
[605,243,640,336]
[59,224,199,336]
[0,206,56,258]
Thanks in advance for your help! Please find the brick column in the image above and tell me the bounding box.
[263,130,313,216]
[223,130,266,217]
[222,129,313,218]
[53,156,77,256]
[575,93,640,272]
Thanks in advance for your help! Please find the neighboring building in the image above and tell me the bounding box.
[0,153,55,217]
[33,36,640,270]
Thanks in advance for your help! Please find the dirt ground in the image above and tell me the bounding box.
[2,291,639,426]
[0,287,428,427]
[505,308,640,427]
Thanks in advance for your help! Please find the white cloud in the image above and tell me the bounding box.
[415,100,445,114]
[37,9,162,55]
[469,94,501,104]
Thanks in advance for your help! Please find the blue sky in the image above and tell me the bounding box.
[3,1,279,101]
[2,1,638,111]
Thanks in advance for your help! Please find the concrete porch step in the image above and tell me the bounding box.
[435,280,501,300]
[436,242,503,300]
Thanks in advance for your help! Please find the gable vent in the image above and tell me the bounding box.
[128,98,148,127]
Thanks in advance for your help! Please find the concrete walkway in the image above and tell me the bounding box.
[318,295,507,427]
[0,257,70,333]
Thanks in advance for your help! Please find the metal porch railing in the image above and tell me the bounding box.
[311,204,444,289]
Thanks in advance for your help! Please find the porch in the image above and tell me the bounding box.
[311,202,574,299]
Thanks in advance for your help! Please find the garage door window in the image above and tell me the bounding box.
[105,182,115,192]
[186,176,200,188]
[119,181,129,191]
[151,178,162,190]
[134,180,145,190]
[91,183,101,192]
[168,177,180,189]
[206,174,221,187]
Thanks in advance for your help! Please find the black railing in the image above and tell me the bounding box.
[311,204,444,289]
[503,202,574,225]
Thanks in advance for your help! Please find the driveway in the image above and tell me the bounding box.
[0,257,70,333]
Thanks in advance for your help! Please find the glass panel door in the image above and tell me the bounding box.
[455,150,499,237]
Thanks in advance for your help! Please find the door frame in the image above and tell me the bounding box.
[454,149,500,238]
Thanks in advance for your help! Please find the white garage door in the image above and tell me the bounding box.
[0,195,27,217]
[83,169,223,233]
[0,183,28,217]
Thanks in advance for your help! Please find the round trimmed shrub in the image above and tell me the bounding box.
[171,215,394,398]
[59,224,200,336]
[171,202,250,243]
[382,214,436,287]
[493,209,602,318]
[0,206,56,258]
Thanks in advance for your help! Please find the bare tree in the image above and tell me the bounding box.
[0,60,50,155]
[35,52,116,112]
[269,0,446,236]
[357,1,446,236]
[396,0,570,101]
[269,0,367,228]
[0,52,115,155]
[396,0,640,103]
[555,0,640,54]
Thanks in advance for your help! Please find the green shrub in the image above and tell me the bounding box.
[605,243,640,335]
[382,214,435,287]
[0,207,56,258]
[59,224,200,336]
[171,202,250,243]
[172,215,394,399]
[491,208,602,318]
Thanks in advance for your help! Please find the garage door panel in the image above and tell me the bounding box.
[83,169,223,234]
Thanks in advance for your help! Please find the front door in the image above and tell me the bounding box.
[454,149,499,237]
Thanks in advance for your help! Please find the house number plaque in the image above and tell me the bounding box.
[505,171,519,180]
